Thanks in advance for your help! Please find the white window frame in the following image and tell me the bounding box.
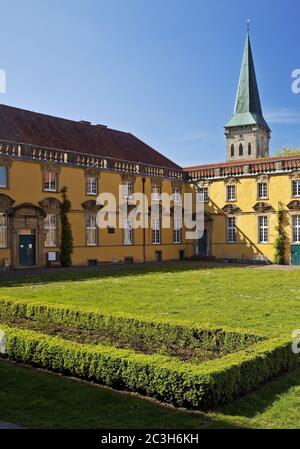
[0,166,7,188]
[122,181,133,199]
[86,214,97,246]
[258,182,268,199]
[172,187,181,203]
[151,184,161,202]
[292,215,300,243]
[227,184,236,202]
[123,219,133,245]
[173,218,181,244]
[227,216,236,244]
[258,215,268,244]
[152,217,161,244]
[0,213,7,248]
[45,214,57,247]
[44,172,57,192]
[86,176,97,196]
[197,187,208,203]
[292,180,300,198]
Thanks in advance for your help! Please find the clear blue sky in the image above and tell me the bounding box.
[1,0,300,166]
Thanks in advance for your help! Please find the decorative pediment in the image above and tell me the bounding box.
[171,180,183,189]
[10,203,46,218]
[290,171,300,180]
[222,204,241,214]
[0,194,15,211]
[150,177,163,186]
[0,156,12,167]
[85,167,101,177]
[287,200,300,210]
[196,179,210,188]
[256,174,269,183]
[40,161,61,174]
[224,177,239,185]
[39,197,61,212]
[252,202,274,212]
[121,173,136,183]
[82,200,102,211]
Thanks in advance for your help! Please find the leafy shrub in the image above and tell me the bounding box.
[0,324,296,409]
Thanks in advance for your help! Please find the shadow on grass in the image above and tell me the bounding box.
[0,261,252,288]
[215,366,300,419]
[0,359,241,429]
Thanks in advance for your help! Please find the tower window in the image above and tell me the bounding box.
[230,144,234,157]
[239,143,243,156]
[248,143,252,156]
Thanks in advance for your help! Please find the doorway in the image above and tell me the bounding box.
[19,235,36,267]
[198,230,208,256]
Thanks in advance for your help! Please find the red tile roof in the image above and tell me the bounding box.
[0,104,181,170]
[184,154,300,171]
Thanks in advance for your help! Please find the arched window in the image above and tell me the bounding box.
[230,144,234,157]
[248,143,251,156]
[239,143,243,156]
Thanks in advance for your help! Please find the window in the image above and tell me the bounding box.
[248,143,252,156]
[151,185,161,202]
[123,219,133,245]
[108,227,115,234]
[258,216,268,243]
[0,167,7,188]
[292,215,300,243]
[173,218,181,244]
[0,213,7,248]
[239,143,243,156]
[227,217,236,243]
[45,214,57,247]
[227,184,236,201]
[44,172,57,192]
[122,181,133,199]
[86,176,97,195]
[86,215,97,246]
[197,187,208,203]
[258,182,268,199]
[152,218,160,244]
[230,144,234,158]
[292,180,300,197]
[172,187,181,203]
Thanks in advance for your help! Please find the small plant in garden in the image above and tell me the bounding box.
[60,186,73,267]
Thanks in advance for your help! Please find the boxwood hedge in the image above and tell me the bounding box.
[0,324,296,410]
[0,298,263,355]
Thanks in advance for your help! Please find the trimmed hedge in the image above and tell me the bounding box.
[0,298,263,356]
[0,324,297,409]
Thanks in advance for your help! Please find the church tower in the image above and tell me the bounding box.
[225,30,271,161]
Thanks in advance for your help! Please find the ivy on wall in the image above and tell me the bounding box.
[274,206,286,265]
[60,186,73,267]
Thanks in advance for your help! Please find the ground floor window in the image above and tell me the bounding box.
[227,216,236,243]
[292,215,300,243]
[258,215,268,243]
[0,213,7,248]
[123,219,133,245]
[86,215,97,246]
[173,218,181,243]
[45,214,57,247]
[152,218,161,244]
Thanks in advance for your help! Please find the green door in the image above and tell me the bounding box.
[291,245,300,265]
[19,235,36,267]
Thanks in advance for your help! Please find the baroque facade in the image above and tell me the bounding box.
[0,32,300,268]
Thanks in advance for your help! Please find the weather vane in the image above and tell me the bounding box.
[247,19,250,33]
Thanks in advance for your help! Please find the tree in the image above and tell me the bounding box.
[274,206,286,265]
[275,146,300,156]
[60,186,73,267]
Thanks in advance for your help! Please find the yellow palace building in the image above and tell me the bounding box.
[0,31,300,269]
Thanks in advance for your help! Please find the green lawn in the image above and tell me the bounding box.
[0,359,299,429]
[0,262,299,428]
[1,263,300,336]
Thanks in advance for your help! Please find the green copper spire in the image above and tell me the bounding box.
[225,32,270,130]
